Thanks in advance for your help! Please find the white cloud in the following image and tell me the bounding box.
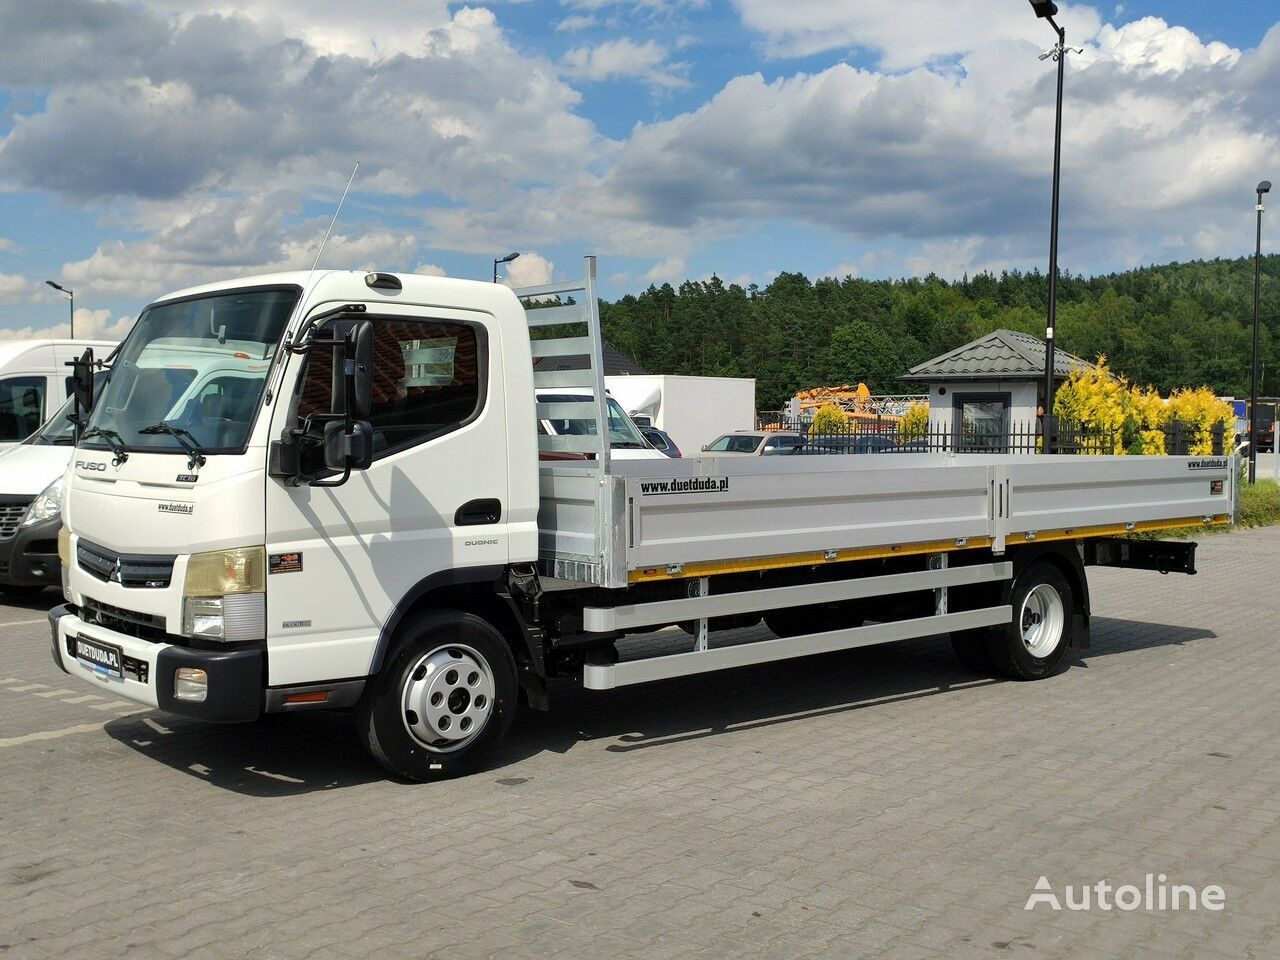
[556,14,598,32]
[586,17,1276,274]
[147,0,453,59]
[0,308,133,342]
[733,0,1102,68]
[643,256,686,283]
[499,251,554,287]
[1097,16,1240,73]
[562,38,690,89]
[413,262,447,277]
[0,239,18,254]
[0,274,55,306]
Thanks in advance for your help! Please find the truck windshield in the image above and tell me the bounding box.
[82,288,298,456]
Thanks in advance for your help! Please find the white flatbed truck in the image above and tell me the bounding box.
[49,258,1234,780]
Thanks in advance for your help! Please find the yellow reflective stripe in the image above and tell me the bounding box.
[626,515,1230,584]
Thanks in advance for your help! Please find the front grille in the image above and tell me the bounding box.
[0,500,32,540]
[77,540,176,588]
[82,597,168,644]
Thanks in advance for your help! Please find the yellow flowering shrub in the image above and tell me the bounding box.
[1054,356,1230,456]
[1165,388,1236,456]
[898,401,929,441]
[809,402,848,437]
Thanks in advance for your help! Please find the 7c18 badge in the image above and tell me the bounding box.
[269,552,303,574]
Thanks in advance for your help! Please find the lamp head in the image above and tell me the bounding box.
[1028,0,1059,18]
[497,251,520,264]
[1259,181,1273,196]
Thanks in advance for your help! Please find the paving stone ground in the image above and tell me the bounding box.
[0,528,1277,959]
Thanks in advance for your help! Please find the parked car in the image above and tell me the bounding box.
[796,434,896,455]
[638,425,681,457]
[700,430,805,457]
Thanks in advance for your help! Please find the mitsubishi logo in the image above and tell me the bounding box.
[109,558,124,584]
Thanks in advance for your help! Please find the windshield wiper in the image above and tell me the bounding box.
[80,427,129,465]
[138,421,207,470]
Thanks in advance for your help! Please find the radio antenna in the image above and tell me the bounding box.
[311,161,360,272]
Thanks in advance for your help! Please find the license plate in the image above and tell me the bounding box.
[74,636,123,679]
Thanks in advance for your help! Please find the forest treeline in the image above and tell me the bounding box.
[598,254,1280,409]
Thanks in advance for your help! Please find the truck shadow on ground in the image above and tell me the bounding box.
[101,615,1214,797]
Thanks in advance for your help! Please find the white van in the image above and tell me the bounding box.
[0,340,115,449]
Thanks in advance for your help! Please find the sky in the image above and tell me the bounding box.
[0,0,1277,340]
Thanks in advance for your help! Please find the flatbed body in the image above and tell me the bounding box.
[538,452,1232,589]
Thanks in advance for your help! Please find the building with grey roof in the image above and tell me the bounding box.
[902,329,1093,450]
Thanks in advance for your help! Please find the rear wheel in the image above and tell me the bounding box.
[985,562,1073,680]
[357,609,517,782]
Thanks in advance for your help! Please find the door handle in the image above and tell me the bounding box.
[455,499,502,526]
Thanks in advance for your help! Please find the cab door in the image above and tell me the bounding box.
[263,305,509,687]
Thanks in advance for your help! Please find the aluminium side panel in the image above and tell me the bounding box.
[1003,455,1233,535]
[621,457,994,570]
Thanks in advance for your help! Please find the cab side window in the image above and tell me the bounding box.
[296,318,483,471]
[0,376,46,442]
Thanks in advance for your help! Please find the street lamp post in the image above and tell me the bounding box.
[1250,180,1271,485]
[1028,0,1080,452]
[45,280,74,338]
[493,251,520,284]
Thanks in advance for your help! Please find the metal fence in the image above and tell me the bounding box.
[754,415,1227,457]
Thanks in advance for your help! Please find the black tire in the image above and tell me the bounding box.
[949,628,995,674]
[356,609,518,782]
[764,602,864,638]
[985,561,1073,681]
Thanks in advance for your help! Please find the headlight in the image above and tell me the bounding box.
[22,476,63,526]
[182,546,266,642]
[183,546,266,597]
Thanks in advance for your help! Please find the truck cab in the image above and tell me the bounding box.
[52,271,540,729]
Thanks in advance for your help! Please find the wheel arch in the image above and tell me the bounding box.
[370,566,530,676]
[1007,543,1091,648]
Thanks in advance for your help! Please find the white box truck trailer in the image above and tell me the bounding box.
[49,259,1232,781]
[605,374,756,455]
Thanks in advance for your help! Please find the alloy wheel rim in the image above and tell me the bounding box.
[1020,583,1065,657]
[401,643,495,752]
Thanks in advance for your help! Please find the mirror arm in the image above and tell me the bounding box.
[288,303,366,355]
[307,464,352,488]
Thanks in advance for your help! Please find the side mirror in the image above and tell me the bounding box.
[701,443,710,451]
[329,320,374,419]
[322,419,373,472]
[349,319,373,420]
[71,348,95,416]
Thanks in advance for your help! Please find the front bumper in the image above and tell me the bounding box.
[0,514,61,587]
[49,604,263,722]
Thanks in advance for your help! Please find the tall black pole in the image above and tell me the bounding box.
[69,289,74,339]
[1250,186,1266,484]
[1042,19,1066,452]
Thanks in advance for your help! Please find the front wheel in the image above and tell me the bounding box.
[985,562,1074,681]
[357,610,518,782]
